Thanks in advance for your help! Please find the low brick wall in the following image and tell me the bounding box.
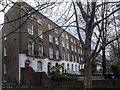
[21,67,120,89]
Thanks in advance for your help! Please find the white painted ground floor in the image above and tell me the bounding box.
[19,54,84,75]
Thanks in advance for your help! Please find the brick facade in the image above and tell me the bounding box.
[2,2,84,85]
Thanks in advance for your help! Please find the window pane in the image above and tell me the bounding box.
[55,28,58,34]
[38,28,43,38]
[37,16,42,25]
[38,45,43,57]
[48,23,52,30]
[49,47,53,58]
[49,35,53,42]
[28,24,33,35]
[56,49,59,59]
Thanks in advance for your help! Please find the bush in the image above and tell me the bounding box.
[111,64,120,79]
[50,74,78,81]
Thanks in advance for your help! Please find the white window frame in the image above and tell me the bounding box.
[28,24,34,35]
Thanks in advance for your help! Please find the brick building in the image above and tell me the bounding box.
[2,2,84,84]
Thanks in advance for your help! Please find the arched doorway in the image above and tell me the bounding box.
[72,64,73,70]
[55,63,58,67]
[25,60,31,68]
[48,62,51,74]
[37,61,42,71]
[62,63,64,73]
[67,64,69,70]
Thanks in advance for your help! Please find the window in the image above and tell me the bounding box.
[74,47,76,52]
[37,16,42,25]
[4,63,7,74]
[62,32,64,37]
[67,64,69,70]
[28,24,33,35]
[80,50,82,54]
[49,47,53,58]
[66,43,69,49]
[78,48,80,54]
[37,61,42,71]
[28,11,33,19]
[81,58,83,62]
[72,64,73,70]
[28,41,34,55]
[66,34,68,39]
[4,34,7,40]
[4,48,7,57]
[75,56,77,62]
[63,51,65,60]
[77,42,80,46]
[56,49,59,59]
[38,28,43,38]
[75,65,77,71]
[49,35,53,42]
[38,45,43,57]
[71,38,73,42]
[79,57,81,63]
[48,23,52,30]
[67,53,69,61]
[72,55,74,62]
[55,37,59,45]
[74,40,76,44]
[71,45,73,51]
[54,28,58,34]
[62,41,65,47]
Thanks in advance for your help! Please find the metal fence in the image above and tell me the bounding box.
[2,86,83,90]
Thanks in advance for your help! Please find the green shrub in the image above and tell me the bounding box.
[111,64,120,79]
[50,74,78,81]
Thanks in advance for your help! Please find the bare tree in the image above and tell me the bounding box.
[73,1,120,88]
[1,0,120,89]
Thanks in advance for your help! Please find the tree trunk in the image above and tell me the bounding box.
[102,47,106,74]
[84,58,92,88]
[84,39,92,89]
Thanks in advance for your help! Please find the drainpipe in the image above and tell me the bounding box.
[0,30,2,90]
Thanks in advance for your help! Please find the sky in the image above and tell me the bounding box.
[0,0,77,37]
